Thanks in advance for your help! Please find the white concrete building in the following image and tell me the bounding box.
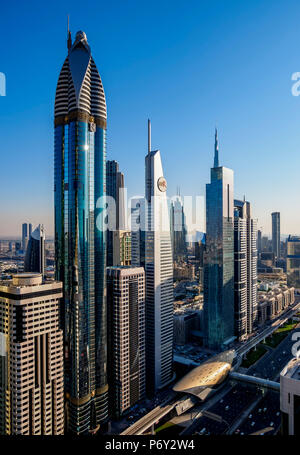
[145,120,174,392]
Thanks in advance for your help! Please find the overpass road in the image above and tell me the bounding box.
[120,391,180,435]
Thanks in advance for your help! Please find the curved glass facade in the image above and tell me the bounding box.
[55,120,107,433]
[24,225,45,275]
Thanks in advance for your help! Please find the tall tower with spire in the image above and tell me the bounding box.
[54,30,108,434]
[67,16,72,51]
[203,130,235,350]
[144,120,174,392]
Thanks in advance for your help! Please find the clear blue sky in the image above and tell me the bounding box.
[1,0,300,238]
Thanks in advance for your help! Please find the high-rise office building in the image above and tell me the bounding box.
[261,235,270,252]
[106,160,126,266]
[107,267,146,418]
[145,119,174,392]
[131,197,146,268]
[257,229,262,253]
[0,273,64,435]
[21,223,33,253]
[272,212,280,259]
[203,130,235,350]
[15,242,21,254]
[112,230,131,266]
[287,235,300,287]
[195,239,205,267]
[24,224,45,276]
[54,29,108,433]
[22,223,28,252]
[170,194,187,262]
[234,199,258,340]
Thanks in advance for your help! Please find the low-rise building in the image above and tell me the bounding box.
[257,285,295,326]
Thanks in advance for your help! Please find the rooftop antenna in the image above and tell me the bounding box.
[67,15,72,51]
[148,119,151,155]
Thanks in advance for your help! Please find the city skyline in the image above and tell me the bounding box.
[1,3,300,437]
[2,1,300,237]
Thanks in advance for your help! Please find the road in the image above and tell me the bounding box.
[119,301,300,436]
[182,320,300,435]
[120,392,179,435]
[236,300,300,356]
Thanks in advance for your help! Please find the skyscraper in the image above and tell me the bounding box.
[287,235,300,287]
[0,273,64,435]
[24,224,45,276]
[234,199,258,340]
[112,230,131,266]
[107,267,146,418]
[257,229,262,253]
[203,130,235,350]
[131,197,146,268]
[145,120,174,392]
[170,194,187,262]
[272,212,280,259]
[106,160,126,266]
[21,223,28,252]
[54,30,108,433]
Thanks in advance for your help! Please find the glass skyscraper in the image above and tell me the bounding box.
[24,224,45,276]
[54,30,108,434]
[22,223,28,252]
[272,212,280,259]
[203,130,235,350]
[170,195,187,262]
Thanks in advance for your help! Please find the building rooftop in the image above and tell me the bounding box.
[281,357,300,380]
[0,273,62,293]
[288,235,300,242]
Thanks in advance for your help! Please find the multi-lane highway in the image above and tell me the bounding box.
[183,320,300,435]
[119,301,300,436]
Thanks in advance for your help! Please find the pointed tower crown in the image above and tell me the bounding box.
[214,128,219,168]
[55,29,107,121]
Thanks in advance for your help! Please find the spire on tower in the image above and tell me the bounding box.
[214,127,219,168]
[148,119,151,155]
[67,15,72,51]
